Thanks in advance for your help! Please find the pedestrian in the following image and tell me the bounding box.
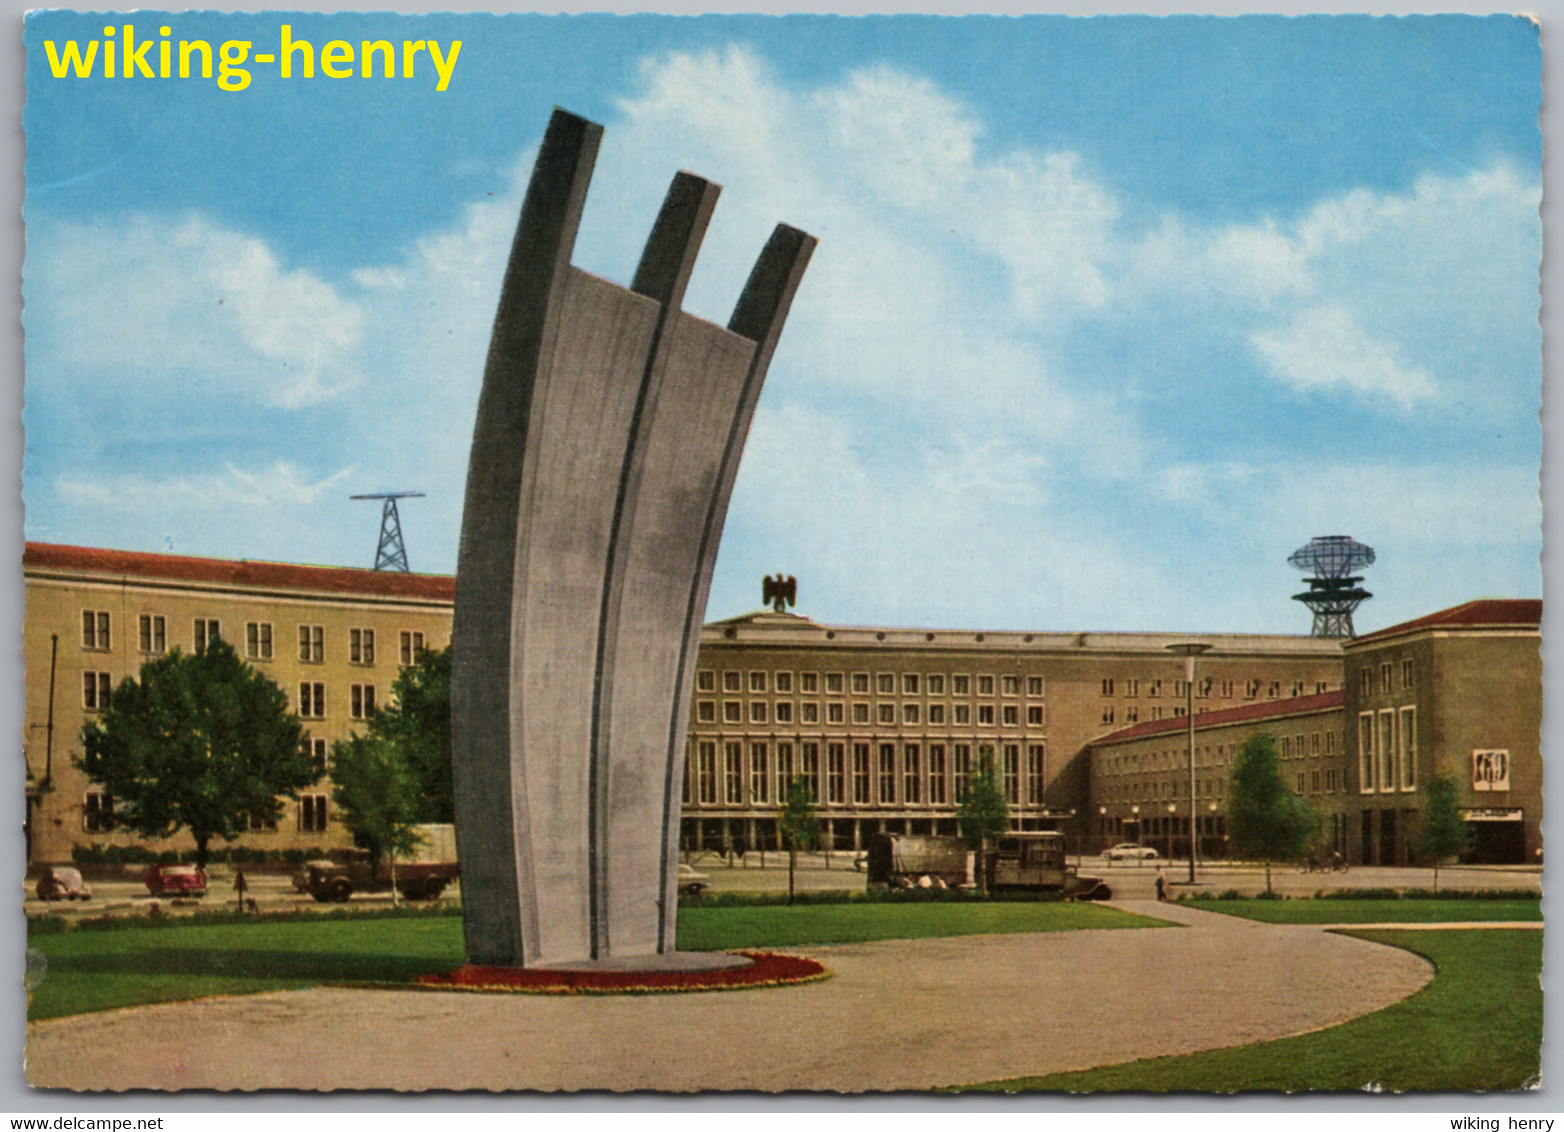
[1154,867,1167,902]
[233,867,249,913]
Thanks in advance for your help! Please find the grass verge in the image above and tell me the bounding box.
[28,901,1163,1020]
[963,929,1541,1093]
[1178,899,1541,925]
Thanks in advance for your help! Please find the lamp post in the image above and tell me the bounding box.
[1166,642,1212,884]
[1167,802,1177,860]
[1131,804,1140,851]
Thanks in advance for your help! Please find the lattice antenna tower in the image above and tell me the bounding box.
[1287,535,1375,638]
[351,492,425,572]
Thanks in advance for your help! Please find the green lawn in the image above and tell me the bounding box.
[1182,898,1541,925]
[967,929,1542,1093]
[28,901,1161,1021]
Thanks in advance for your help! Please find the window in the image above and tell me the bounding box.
[1123,679,1138,698]
[193,618,220,655]
[800,702,818,724]
[1311,770,1321,794]
[1027,745,1046,805]
[978,704,995,726]
[852,703,870,724]
[1379,663,1392,694]
[827,703,844,724]
[1291,681,1304,697]
[82,671,112,711]
[878,744,896,804]
[954,704,971,725]
[300,682,326,719]
[1002,675,1020,696]
[799,672,818,693]
[246,621,273,660]
[1316,681,1331,695]
[84,790,114,832]
[977,675,995,696]
[249,811,278,832]
[1281,736,1292,760]
[1245,679,1261,699]
[393,629,424,666]
[1101,705,1115,725]
[1360,669,1373,695]
[903,703,920,725]
[852,744,871,804]
[350,684,377,719]
[1101,678,1115,696]
[299,625,324,664]
[1148,679,1162,698]
[1358,713,1376,793]
[1026,676,1043,696]
[697,741,717,804]
[827,743,845,804]
[82,610,111,651]
[723,671,741,693]
[1267,681,1281,699]
[350,628,375,665]
[952,675,970,695]
[801,743,819,802]
[1401,659,1414,689]
[1295,772,1305,795]
[302,735,329,775]
[299,794,329,833]
[1003,745,1020,805]
[1398,706,1417,791]
[138,614,166,654]
[1220,680,1235,698]
[928,745,946,805]
[750,743,769,804]
[775,702,793,724]
[1377,711,1396,793]
[928,675,945,695]
[903,744,921,803]
[1122,706,1137,724]
[775,672,793,694]
[826,673,844,694]
[929,704,946,724]
[750,701,768,724]
[877,703,895,724]
[877,674,895,695]
[697,670,715,693]
[723,701,742,723]
[697,701,716,723]
[954,745,972,802]
[852,673,870,694]
[725,743,743,803]
[750,671,767,693]
[903,674,919,695]
[1002,705,1018,726]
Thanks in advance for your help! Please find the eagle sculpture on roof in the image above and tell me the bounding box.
[763,574,797,614]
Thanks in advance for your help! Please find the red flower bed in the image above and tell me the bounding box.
[414,951,828,996]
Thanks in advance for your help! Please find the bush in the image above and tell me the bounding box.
[678,887,1069,908]
[1319,888,1401,900]
[1253,889,1286,900]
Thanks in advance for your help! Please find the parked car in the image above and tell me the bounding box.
[144,863,208,898]
[1102,843,1160,862]
[677,863,710,896]
[35,865,91,902]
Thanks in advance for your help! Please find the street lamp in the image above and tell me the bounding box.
[1167,802,1177,860]
[1166,641,1212,884]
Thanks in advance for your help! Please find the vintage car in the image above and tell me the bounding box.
[35,865,92,902]
[144,863,208,898]
[1102,842,1160,862]
[677,863,710,896]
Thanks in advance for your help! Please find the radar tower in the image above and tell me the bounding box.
[1287,535,1375,638]
[351,491,425,572]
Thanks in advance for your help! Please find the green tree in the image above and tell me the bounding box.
[364,645,452,822]
[958,747,1010,893]
[1415,774,1471,892]
[1228,732,1315,894]
[329,734,425,905]
[775,776,820,904]
[78,641,315,867]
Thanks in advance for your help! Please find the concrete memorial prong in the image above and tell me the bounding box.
[451,108,815,969]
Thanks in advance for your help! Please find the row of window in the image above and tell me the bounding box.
[1100,764,1349,806]
[83,610,430,667]
[684,740,1047,809]
[695,700,1045,727]
[78,671,380,721]
[1359,658,1415,696]
[1100,677,1333,700]
[1358,707,1417,794]
[82,790,331,833]
[697,671,1045,697]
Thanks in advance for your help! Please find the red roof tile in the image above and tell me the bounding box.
[1091,690,1344,747]
[23,542,455,603]
[1350,599,1541,646]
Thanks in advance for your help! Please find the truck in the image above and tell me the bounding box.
[867,831,1111,900]
[299,823,460,902]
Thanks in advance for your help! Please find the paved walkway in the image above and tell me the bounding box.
[27,902,1436,1092]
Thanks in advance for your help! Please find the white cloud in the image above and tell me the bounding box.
[57,462,356,510]
[1250,305,1436,409]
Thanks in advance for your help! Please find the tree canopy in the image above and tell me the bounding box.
[359,644,453,823]
[1228,732,1315,890]
[1415,774,1471,890]
[775,775,820,903]
[958,748,1010,891]
[78,641,316,866]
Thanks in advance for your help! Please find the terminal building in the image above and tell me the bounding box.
[21,542,1539,866]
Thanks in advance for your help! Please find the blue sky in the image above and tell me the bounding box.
[22,13,1542,635]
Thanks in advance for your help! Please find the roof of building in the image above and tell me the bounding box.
[23,542,457,603]
[1349,599,1542,647]
[1091,689,1345,747]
